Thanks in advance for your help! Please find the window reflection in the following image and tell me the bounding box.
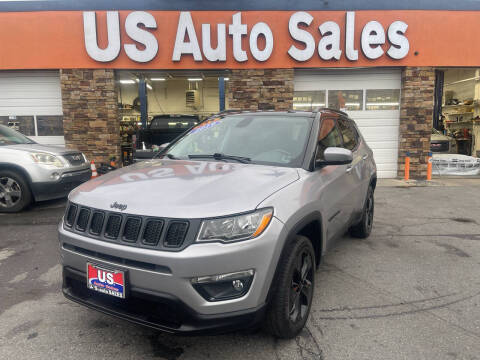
[327,90,363,111]
[366,89,400,110]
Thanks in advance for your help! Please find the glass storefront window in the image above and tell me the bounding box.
[328,90,363,111]
[366,89,400,110]
[0,116,35,136]
[37,115,63,136]
[293,91,326,111]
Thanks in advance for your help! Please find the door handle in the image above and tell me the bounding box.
[346,166,353,173]
[362,154,368,160]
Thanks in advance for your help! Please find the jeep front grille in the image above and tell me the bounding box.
[123,217,142,242]
[142,220,164,246]
[105,214,122,239]
[76,208,90,231]
[65,204,77,227]
[164,222,189,247]
[89,211,105,235]
[63,202,195,251]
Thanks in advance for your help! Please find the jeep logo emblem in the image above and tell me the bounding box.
[110,202,127,211]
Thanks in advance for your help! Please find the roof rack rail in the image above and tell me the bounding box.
[312,107,348,116]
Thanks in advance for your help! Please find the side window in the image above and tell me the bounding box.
[316,118,343,161]
[337,117,358,151]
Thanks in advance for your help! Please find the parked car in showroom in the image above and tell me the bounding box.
[431,128,458,154]
[0,124,91,212]
[134,114,199,161]
[60,109,376,339]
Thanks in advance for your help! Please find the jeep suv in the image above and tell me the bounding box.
[59,109,376,339]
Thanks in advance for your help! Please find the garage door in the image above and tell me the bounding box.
[0,70,64,145]
[294,69,401,178]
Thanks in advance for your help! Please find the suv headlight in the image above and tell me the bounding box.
[197,208,273,243]
[30,152,65,168]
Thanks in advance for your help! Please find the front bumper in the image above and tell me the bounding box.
[63,266,266,334]
[59,216,286,333]
[32,168,91,201]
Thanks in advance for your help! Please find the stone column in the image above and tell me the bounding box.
[60,69,120,165]
[397,67,435,179]
[228,69,294,111]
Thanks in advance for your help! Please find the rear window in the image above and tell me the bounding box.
[150,117,198,130]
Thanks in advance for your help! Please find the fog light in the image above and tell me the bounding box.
[232,279,244,291]
[51,172,60,180]
[191,269,254,302]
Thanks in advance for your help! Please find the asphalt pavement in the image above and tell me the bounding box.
[1,181,480,360]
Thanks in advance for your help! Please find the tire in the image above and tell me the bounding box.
[265,235,315,339]
[349,185,374,238]
[0,170,32,213]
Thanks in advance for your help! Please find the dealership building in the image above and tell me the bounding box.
[1,0,480,178]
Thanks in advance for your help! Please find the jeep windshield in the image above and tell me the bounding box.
[0,124,35,146]
[165,115,313,167]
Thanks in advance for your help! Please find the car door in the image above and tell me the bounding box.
[337,117,364,219]
[313,115,352,244]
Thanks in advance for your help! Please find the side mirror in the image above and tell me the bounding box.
[316,147,353,167]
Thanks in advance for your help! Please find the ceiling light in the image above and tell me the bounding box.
[146,84,152,90]
[188,78,203,81]
[151,78,166,81]
[120,79,136,84]
[224,77,230,81]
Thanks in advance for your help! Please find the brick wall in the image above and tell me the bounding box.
[60,69,120,164]
[398,67,435,179]
[228,69,294,111]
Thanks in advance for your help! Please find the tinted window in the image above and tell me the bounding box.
[337,118,358,150]
[0,116,35,136]
[37,115,63,136]
[167,115,312,168]
[316,118,343,161]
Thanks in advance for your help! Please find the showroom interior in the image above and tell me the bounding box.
[1,67,479,178]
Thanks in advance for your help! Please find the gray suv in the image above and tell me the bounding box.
[60,109,376,338]
[0,124,91,212]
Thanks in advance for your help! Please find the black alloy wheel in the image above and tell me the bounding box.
[265,235,315,339]
[349,185,374,238]
[289,249,314,324]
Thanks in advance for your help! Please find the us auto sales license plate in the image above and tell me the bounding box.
[87,263,126,299]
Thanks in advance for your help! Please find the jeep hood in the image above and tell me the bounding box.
[69,159,299,218]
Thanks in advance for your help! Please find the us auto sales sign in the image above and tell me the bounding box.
[83,11,409,64]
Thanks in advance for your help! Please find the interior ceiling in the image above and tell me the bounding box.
[117,69,231,80]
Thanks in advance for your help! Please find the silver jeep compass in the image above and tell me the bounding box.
[60,109,376,339]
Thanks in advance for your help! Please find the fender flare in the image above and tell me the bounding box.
[265,211,324,305]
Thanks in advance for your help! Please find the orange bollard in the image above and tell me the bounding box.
[427,151,432,181]
[404,152,410,181]
[90,160,98,179]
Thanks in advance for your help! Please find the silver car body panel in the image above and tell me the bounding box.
[59,110,377,327]
[69,159,300,219]
[1,143,90,183]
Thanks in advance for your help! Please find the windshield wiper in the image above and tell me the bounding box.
[188,153,251,163]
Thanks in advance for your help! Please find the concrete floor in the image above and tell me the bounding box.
[1,181,480,360]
